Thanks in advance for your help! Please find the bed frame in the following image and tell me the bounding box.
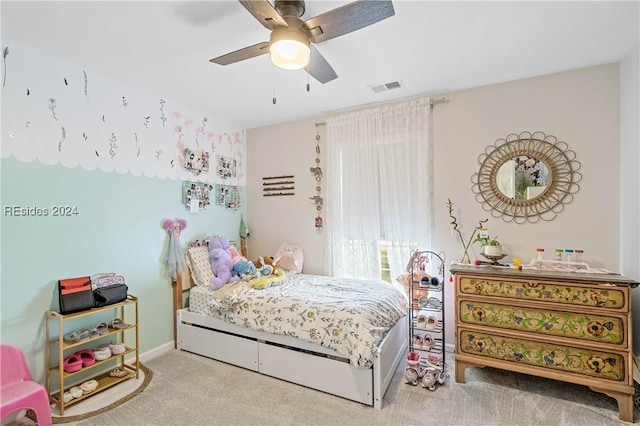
[176,307,408,408]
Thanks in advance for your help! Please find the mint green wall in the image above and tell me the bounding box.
[0,37,247,382]
[1,157,245,381]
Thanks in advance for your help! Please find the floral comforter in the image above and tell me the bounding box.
[188,273,408,368]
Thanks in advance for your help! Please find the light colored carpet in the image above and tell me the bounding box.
[54,349,640,425]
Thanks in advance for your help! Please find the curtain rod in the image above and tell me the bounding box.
[315,97,448,126]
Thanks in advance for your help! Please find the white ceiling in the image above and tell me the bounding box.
[2,1,639,130]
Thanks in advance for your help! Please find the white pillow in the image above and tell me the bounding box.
[186,246,214,286]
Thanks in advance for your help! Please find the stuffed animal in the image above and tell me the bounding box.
[252,256,276,269]
[252,256,276,276]
[273,242,304,273]
[208,237,241,289]
[227,244,244,265]
[253,267,286,290]
[232,260,257,280]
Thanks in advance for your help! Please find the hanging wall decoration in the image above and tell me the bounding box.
[161,218,187,280]
[2,40,247,186]
[181,147,210,176]
[215,184,241,210]
[218,155,237,179]
[183,181,213,212]
[310,129,323,229]
[262,175,295,196]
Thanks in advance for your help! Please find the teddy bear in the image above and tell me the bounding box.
[208,237,241,289]
[252,256,276,276]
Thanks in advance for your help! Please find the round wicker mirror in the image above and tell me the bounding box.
[471,131,582,224]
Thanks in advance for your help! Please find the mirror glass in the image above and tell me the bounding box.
[496,156,550,200]
[471,131,582,223]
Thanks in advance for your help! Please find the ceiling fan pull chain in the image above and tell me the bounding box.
[306,69,310,92]
[273,68,277,105]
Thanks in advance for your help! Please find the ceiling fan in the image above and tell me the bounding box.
[210,0,395,84]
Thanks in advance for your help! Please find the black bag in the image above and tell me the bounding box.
[58,276,94,314]
[93,283,128,307]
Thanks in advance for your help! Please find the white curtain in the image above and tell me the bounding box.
[324,98,433,280]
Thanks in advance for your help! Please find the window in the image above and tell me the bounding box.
[324,98,433,281]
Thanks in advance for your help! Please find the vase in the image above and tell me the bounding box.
[484,245,502,256]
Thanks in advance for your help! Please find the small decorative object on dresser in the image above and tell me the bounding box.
[450,265,638,422]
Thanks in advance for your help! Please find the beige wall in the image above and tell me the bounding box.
[619,43,640,354]
[245,118,329,273]
[247,63,624,346]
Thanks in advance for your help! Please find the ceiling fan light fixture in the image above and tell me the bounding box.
[269,28,310,70]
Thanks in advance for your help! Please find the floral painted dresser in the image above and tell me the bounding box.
[450,265,638,422]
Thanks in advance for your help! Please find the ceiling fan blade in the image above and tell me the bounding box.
[306,46,338,84]
[210,41,270,65]
[303,0,395,43]
[239,0,287,30]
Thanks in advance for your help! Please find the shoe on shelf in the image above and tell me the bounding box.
[425,297,441,310]
[109,342,126,355]
[96,322,109,335]
[422,335,434,351]
[429,276,441,289]
[417,296,430,309]
[80,379,98,394]
[426,353,442,368]
[63,354,83,373]
[109,367,128,378]
[413,334,423,350]
[93,344,112,361]
[63,391,73,403]
[70,386,83,399]
[63,328,91,343]
[111,318,129,330]
[425,316,438,330]
[416,314,427,329]
[74,349,96,367]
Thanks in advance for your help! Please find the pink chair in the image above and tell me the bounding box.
[1,344,53,426]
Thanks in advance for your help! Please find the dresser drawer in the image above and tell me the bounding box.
[458,329,626,382]
[458,299,626,346]
[458,276,628,311]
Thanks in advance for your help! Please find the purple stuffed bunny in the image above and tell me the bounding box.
[208,237,241,289]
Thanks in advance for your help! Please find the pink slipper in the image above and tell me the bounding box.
[75,349,96,367]
[63,354,83,373]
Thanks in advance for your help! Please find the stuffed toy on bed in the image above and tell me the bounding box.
[232,260,257,281]
[273,242,304,274]
[208,237,241,289]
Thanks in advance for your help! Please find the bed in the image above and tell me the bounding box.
[174,246,409,408]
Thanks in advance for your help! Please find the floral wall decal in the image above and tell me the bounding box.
[1,39,246,186]
[2,46,9,87]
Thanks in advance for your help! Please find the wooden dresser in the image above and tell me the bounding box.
[449,265,638,422]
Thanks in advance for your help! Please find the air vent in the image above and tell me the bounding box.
[369,80,403,93]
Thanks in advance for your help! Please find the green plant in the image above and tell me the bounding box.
[473,234,500,247]
[447,199,488,263]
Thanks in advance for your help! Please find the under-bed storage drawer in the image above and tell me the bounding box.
[179,324,259,372]
[258,342,373,406]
